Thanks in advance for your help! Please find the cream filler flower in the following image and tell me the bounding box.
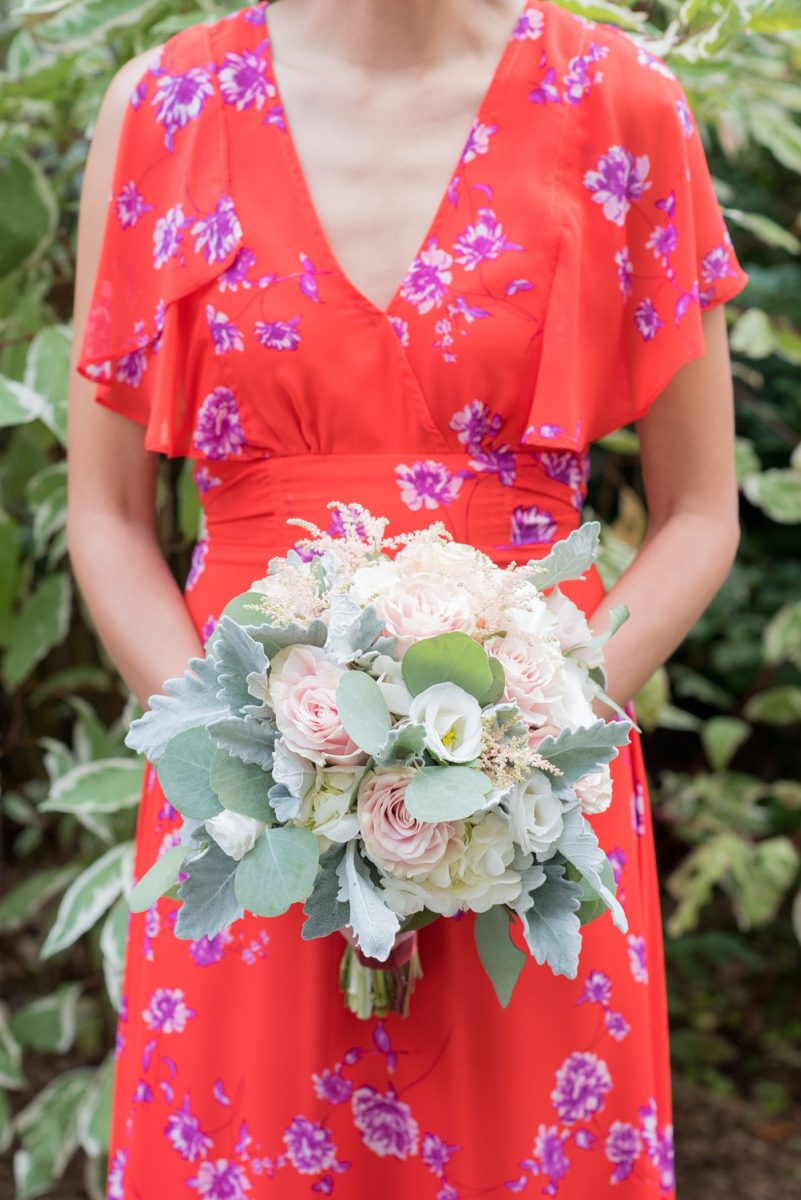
[408,682,483,764]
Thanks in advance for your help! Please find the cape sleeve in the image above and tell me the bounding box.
[522,31,750,451]
[73,21,244,456]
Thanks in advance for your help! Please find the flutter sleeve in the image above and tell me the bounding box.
[522,31,750,451]
[73,21,244,456]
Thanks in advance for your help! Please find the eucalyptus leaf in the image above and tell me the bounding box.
[208,748,275,820]
[401,631,493,700]
[335,669,391,754]
[474,906,526,1007]
[157,727,221,819]
[234,826,319,918]
[403,764,496,822]
[127,843,190,914]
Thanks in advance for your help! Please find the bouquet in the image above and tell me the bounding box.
[126,502,634,1019]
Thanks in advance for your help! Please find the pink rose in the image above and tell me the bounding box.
[484,632,566,728]
[373,573,475,655]
[267,644,368,767]
[357,768,465,880]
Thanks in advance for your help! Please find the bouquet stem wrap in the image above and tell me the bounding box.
[338,930,423,1020]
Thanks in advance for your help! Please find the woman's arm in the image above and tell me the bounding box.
[587,302,741,716]
[67,49,204,710]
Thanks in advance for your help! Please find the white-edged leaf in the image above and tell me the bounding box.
[99,895,129,1011]
[40,841,134,958]
[39,757,142,815]
[9,983,81,1054]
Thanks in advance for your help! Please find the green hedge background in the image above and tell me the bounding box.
[1,1,800,1196]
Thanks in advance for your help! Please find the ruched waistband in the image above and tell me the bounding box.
[193,451,585,570]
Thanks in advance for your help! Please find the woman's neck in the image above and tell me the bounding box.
[265,0,524,75]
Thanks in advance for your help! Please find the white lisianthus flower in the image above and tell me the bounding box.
[573,763,614,815]
[545,589,604,669]
[205,811,266,860]
[369,653,413,716]
[371,572,476,655]
[348,560,401,606]
[408,682,483,763]
[380,810,528,917]
[297,764,365,844]
[507,773,564,853]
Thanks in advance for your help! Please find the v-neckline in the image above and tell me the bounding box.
[261,0,535,319]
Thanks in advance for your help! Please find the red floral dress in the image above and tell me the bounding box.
[75,3,749,1197]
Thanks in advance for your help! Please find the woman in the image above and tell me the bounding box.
[68,1,748,1196]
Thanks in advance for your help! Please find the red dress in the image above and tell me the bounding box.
[75,3,749,1196]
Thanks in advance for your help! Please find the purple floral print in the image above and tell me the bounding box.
[313,1066,353,1105]
[584,145,652,226]
[551,1052,612,1123]
[282,1116,337,1174]
[453,207,523,271]
[166,1095,214,1161]
[191,195,243,266]
[217,49,275,112]
[206,304,244,353]
[511,502,557,545]
[605,1120,642,1183]
[151,66,215,153]
[187,1157,252,1197]
[395,460,463,510]
[193,387,247,458]
[399,238,453,314]
[186,536,209,591]
[254,316,302,350]
[351,1086,419,1158]
[116,182,153,229]
[450,398,502,452]
[628,934,649,983]
[142,987,196,1034]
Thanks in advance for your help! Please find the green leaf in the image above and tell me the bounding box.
[234,826,319,918]
[403,764,495,822]
[474,655,506,706]
[512,862,583,979]
[0,1009,26,1091]
[75,1053,114,1159]
[764,600,801,670]
[12,1068,92,1200]
[474,907,526,1007]
[536,718,633,793]
[208,748,275,820]
[745,686,801,726]
[401,631,493,700]
[731,837,800,929]
[39,757,142,815]
[127,843,190,914]
[335,669,391,754]
[3,572,70,688]
[336,841,399,961]
[0,865,79,934]
[157,727,222,819]
[700,717,751,771]
[301,843,350,939]
[174,840,243,941]
[743,469,801,524]
[41,841,134,958]
[99,895,129,1011]
[9,983,81,1054]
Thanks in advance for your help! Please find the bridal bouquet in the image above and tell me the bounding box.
[125,502,633,1019]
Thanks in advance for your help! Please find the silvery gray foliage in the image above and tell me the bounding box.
[539,807,628,933]
[206,614,270,714]
[519,520,601,592]
[324,594,387,665]
[269,784,302,822]
[246,617,328,658]
[302,843,350,939]
[371,720,427,767]
[336,841,400,961]
[206,713,277,770]
[174,840,243,941]
[536,718,634,796]
[512,860,583,978]
[354,634,399,666]
[125,652,229,763]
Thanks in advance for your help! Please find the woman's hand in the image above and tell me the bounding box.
[587,303,741,716]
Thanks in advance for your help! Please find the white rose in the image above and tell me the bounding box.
[372,572,475,655]
[369,653,413,716]
[504,594,560,641]
[380,810,528,917]
[507,773,564,853]
[297,764,364,843]
[205,810,266,860]
[574,764,613,815]
[545,589,604,669]
[408,682,483,764]
[348,560,400,606]
[394,539,491,587]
